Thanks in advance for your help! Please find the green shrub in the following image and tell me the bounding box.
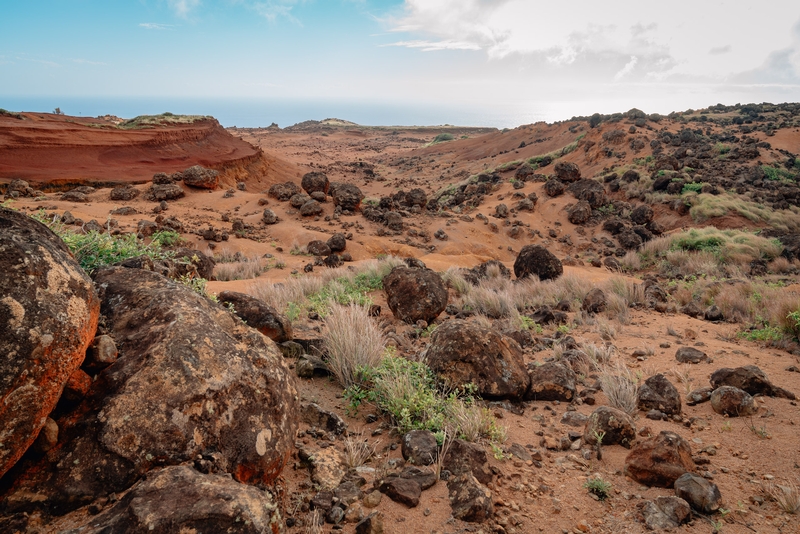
[431,133,455,144]
[738,325,783,342]
[151,230,183,248]
[584,477,612,500]
[681,182,704,195]
[763,165,798,183]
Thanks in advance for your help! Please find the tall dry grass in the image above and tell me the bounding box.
[322,304,386,388]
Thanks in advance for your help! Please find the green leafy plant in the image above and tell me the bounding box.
[151,230,184,248]
[738,325,782,342]
[583,476,612,500]
[681,182,705,195]
[431,132,455,144]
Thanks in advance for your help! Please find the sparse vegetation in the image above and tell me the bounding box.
[118,112,211,130]
[764,480,800,514]
[599,361,639,415]
[323,304,386,389]
[584,476,612,500]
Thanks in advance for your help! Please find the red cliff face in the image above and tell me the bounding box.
[0,112,298,190]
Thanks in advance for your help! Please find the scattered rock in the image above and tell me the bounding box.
[426,319,530,400]
[448,473,494,523]
[109,185,139,201]
[526,362,576,402]
[513,244,563,281]
[401,430,438,466]
[355,511,383,534]
[624,431,695,487]
[146,183,185,202]
[710,365,796,399]
[300,402,347,435]
[217,291,293,342]
[543,178,566,197]
[637,374,681,415]
[307,240,332,257]
[443,439,493,485]
[179,165,219,189]
[710,385,757,416]
[581,287,607,314]
[567,201,592,225]
[630,204,654,225]
[554,161,581,182]
[379,477,421,507]
[584,406,636,449]
[302,171,330,194]
[704,305,724,322]
[332,183,364,211]
[675,347,708,364]
[674,473,722,514]
[262,209,278,224]
[327,233,347,252]
[268,181,301,201]
[383,266,448,324]
[640,496,691,530]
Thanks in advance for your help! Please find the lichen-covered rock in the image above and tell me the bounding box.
[383,266,448,324]
[0,207,100,478]
[443,439,493,485]
[637,374,682,415]
[302,171,330,195]
[584,406,636,448]
[710,365,796,399]
[401,430,438,466]
[307,240,332,257]
[268,181,301,201]
[262,209,278,224]
[332,183,364,211]
[513,244,563,281]
[525,362,576,402]
[426,320,530,400]
[146,183,185,202]
[1,266,297,515]
[624,431,695,487]
[178,165,219,189]
[217,290,293,342]
[63,465,282,534]
[710,385,757,416]
[448,473,493,523]
[109,185,139,201]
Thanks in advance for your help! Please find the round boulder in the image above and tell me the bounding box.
[383,266,448,324]
[583,406,636,448]
[262,209,278,225]
[300,200,323,216]
[543,178,566,197]
[525,362,576,401]
[426,319,530,400]
[554,161,581,182]
[0,208,100,478]
[674,473,722,514]
[326,233,347,253]
[637,374,682,415]
[513,245,563,281]
[710,385,757,416]
[401,430,438,466]
[332,183,364,211]
[624,431,694,487]
[567,201,592,225]
[581,288,607,314]
[289,193,312,208]
[630,204,654,225]
[179,165,219,190]
[307,240,332,257]
[301,171,330,195]
[268,181,301,201]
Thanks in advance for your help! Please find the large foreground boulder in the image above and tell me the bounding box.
[64,465,282,534]
[0,208,100,478]
[383,266,448,324]
[426,320,530,400]
[1,267,298,516]
[513,245,563,281]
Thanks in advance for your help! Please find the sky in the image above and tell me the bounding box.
[2,0,800,126]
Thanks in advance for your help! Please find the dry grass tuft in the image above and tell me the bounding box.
[764,480,800,514]
[343,431,380,468]
[304,509,323,534]
[323,304,386,388]
[668,365,694,394]
[599,361,639,415]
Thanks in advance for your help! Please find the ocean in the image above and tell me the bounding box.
[0,96,555,129]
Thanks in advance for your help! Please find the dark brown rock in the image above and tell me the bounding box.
[216,290,293,342]
[0,207,100,478]
[332,183,364,211]
[399,466,437,490]
[624,431,695,487]
[674,473,722,514]
[426,320,530,400]
[302,171,330,195]
[568,179,606,208]
[581,287,607,314]
[178,165,219,189]
[543,178,566,197]
[567,200,592,224]
[448,473,493,523]
[675,347,708,364]
[355,511,383,534]
[326,233,347,252]
[109,185,139,201]
[63,465,282,534]
[710,385,757,416]
[383,266,447,324]
[146,183,185,202]
[525,362,576,401]
[637,374,681,415]
[379,478,421,507]
[443,439,493,485]
[300,402,347,435]
[640,496,691,530]
[401,430,438,466]
[61,190,89,202]
[2,267,298,515]
[290,193,312,208]
[554,161,581,182]
[262,209,278,224]
[307,240,332,257]
[710,365,796,399]
[268,181,301,201]
[584,406,636,448]
[630,204,654,225]
[514,244,563,281]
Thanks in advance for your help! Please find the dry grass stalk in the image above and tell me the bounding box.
[323,304,386,388]
[343,431,380,468]
[668,365,694,394]
[304,509,323,534]
[764,480,800,514]
[599,361,639,416]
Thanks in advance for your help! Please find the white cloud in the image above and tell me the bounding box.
[139,22,174,30]
[388,0,800,82]
[383,40,481,52]
[168,0,201,18]
[241,0,306,24]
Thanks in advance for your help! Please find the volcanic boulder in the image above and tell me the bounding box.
[383,266,448,324]
[624,431,695,487]
[567,200,592,225]
[179,165,219,189]
[332,183,365,211]
[301,171,330,195]
[0,208,100,478]
[426,320,530,400]
[554,161,581,182]
[216,291,293,342]
[543,178,566,197]
[513,245,563,281]
[568,179,606,208]
[584,406,636,448]
[2,267,298,514]
[268,181,301,201]
[710,386,757,416]
[637,374,681,415]
[581,288,607,314]
[525,361,576,401]
[64,465,282,534]
[674,473,722,514]
[109,185,139,201]
[710,365,795,399]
